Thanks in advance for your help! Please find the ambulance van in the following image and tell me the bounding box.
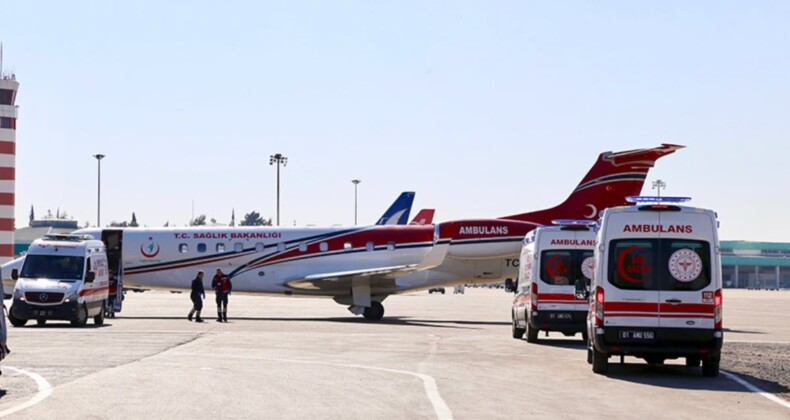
[8,234,110,327]
[585,197,723,376]
[509,220,596,343]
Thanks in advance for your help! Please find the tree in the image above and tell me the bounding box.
[240,211,264,226]
[29,205,34,226]
[109,221,129,227]
[130,212,139,227]
[229,209,236,227]
[164,221,170,227]
[190,214,206,226]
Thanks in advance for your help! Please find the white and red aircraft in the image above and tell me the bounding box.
[73,144,682,320]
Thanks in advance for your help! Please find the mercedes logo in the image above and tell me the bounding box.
[40,292,49,302]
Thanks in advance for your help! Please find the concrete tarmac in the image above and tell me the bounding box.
[0,288,788,419]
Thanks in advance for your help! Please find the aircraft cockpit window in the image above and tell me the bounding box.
[319,242,329,252]
[234,243,244,253]
[216,243,225,253]
[179,244,188,253]
[256,243,265,252]
[366,242,374,252]
[197,243,207,253]
[299,243,307,252]
[387,242,396,251]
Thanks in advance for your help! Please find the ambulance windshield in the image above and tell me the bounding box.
[539,250,595,286]
[20,255,86,281]
[607,239,711,291]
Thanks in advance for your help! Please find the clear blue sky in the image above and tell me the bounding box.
[2,1,788,241]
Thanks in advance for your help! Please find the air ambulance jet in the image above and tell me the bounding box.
[73,144,682,320]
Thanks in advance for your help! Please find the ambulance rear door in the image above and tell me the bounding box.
[656,210,717,330]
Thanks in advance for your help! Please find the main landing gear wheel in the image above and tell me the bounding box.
[363,302,385,321]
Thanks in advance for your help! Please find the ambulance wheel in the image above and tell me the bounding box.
[645,357,665,365]
[592,347,608,374]
[686,356,701,367]
[586,338,593,364]
[582,330,589,342]
[71,304,89,327]
[8,312,26,327]
[702,356,720,377]
[362,302,384,321]
[511,314,525,339]
[94,302,105,326]
[525,321,538,343]
[36,319,46,326]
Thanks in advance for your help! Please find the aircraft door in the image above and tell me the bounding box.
[101,229,124,313]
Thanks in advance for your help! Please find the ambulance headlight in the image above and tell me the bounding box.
[13,289,23,301]
[64,290,79,303]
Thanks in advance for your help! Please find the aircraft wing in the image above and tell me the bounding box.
[285,264,419,292]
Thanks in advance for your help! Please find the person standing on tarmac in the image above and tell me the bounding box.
[188,270,205,322]
[0,302,10,375]
[211,268,232,322]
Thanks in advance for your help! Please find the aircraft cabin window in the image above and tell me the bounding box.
[197,243,207,253]
[277,242,286,252]
[216,243,225,253]
[366,242,374,252]
[344,242,352,250]
[320,242,329,252]
[256,243,265,252]
[387,242,396,251]
[234,243,244,253]
[179,244,189,253]
[299,243,307,252]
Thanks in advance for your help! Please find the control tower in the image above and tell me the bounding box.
[0,47,18,267]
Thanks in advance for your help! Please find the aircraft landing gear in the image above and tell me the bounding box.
[362,302,385,321]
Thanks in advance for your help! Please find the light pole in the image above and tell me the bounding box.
[93,154,105,227]
[269,153,288,225]
[351,179,361,225]
[652,179,666,197]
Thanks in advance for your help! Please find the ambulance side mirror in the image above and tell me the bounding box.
[11,268,18,280]
[574,279,589,300]
[504,278,517,294]
[85,271,96,283]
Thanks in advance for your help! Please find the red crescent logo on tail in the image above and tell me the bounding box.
[140,238,160,258]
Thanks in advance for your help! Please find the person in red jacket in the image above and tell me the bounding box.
[211,268,232,322]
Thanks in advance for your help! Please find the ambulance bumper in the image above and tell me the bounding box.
[592,327,723,357]
[10,299,81,321]
[530,310,587,334]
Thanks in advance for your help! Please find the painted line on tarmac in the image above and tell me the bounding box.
[0,367,53,418]
[266,357,453,420]
[722,371,790,410]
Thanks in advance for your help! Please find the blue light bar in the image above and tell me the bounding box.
[625,196,691,203]
[551,219,597,227]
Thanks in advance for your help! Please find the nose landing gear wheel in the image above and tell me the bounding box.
[362,302,385,321]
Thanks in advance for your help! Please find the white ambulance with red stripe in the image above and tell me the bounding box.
[585,197,723,376]
[509,220,595,342]
[8,234,110,327]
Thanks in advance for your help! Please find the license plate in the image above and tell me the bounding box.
[619,330,655,340]
[549,313,572,320]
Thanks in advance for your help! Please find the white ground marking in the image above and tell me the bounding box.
[722,371,790,410]
[0,366,53,418]
[264,357,453,420]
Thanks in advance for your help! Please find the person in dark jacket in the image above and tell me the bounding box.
[188,270,205,322]
[211,268,232,322]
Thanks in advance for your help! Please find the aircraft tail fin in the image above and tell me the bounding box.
[409,209,435,225]
[375,192,415,225]
[501,144,684,225]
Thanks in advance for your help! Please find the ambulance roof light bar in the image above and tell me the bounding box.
[626,196,691,204]
[551,219,597,227]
